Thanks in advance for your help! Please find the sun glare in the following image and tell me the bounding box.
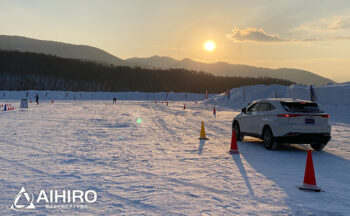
[204,41,216,52]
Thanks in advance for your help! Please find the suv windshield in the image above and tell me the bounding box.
[281,102,321,113]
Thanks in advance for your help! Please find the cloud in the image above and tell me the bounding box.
[330,16,350,30]
[293,16,350,33]
[227,26,350,43]
[226,27,284,43]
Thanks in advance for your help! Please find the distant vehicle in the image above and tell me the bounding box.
[232,98,331,151]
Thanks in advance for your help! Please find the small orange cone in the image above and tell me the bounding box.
[299,150,321,192]
[184,104,186,110]
[199,121,209,140]
[229,130,239,154]
[213,106,216,115]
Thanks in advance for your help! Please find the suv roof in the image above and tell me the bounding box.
[252,98,312,104]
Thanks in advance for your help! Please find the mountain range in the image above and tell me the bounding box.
[0,35,334,85]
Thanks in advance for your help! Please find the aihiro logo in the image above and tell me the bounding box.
[10,187,97,211]
[11,187,36,210]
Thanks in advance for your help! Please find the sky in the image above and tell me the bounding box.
[1,0,350,82]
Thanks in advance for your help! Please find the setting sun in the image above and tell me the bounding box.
[204,40,216,52]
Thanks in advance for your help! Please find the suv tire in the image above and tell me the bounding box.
[233,122,244,141]
[263,127,278,150]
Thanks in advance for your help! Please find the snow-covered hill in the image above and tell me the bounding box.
[0,35,334,85]
[0,35,131,66]
[126,55,334,85]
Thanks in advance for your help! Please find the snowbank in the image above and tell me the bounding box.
[206,83,350,108]
[1,83,349,107]
[0,90,214,101]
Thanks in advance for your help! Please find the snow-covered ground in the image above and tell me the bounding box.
[0,98,350,215]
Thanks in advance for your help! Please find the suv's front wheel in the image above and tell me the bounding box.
[233,121,244,141]
[263,127,278,150]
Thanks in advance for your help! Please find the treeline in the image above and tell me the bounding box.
[0,50,294,93]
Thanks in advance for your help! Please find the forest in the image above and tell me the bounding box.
[0,50,294,93]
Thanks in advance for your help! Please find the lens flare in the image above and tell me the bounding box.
[137,118,142,124]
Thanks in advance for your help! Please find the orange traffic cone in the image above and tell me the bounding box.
[299,150,321,192]
[229,130,239,154]
[199,121,209,140]
[213,106,216,115]
[184,104,186,110]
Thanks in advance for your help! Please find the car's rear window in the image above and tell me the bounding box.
[280,102,321,113]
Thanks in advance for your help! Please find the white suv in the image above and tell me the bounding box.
[232,98,331,151]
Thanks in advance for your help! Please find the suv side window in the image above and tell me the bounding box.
[262,102,276,111]
[247,103,260,113]
[258,103,268,112]
[269,103,276,111]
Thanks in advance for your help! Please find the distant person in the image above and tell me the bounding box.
[113,97,117,104]
[35,94,39,104]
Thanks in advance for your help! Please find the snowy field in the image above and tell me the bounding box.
[0,99,350,215]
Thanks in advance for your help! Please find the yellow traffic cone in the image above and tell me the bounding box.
[199,121,209,140]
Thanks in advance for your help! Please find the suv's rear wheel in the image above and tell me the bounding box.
[263,127,278,150]
[233,122,244,141]
[311,143,326,151]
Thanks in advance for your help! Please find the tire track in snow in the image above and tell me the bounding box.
[0,141,239,200]
[1,101,281,214]
[115,163,239,202]
[3,105,238,200]
[152,103,232,153]
[152,104,200,140]
[0,103,246,207]
[0,156,183,215]
[0,156,81,180]
[103,191,185,216]
[151,105,181,138]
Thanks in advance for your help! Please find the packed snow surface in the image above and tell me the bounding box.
[0,96,350,215]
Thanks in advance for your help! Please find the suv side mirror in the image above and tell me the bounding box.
[241,107,247,114]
